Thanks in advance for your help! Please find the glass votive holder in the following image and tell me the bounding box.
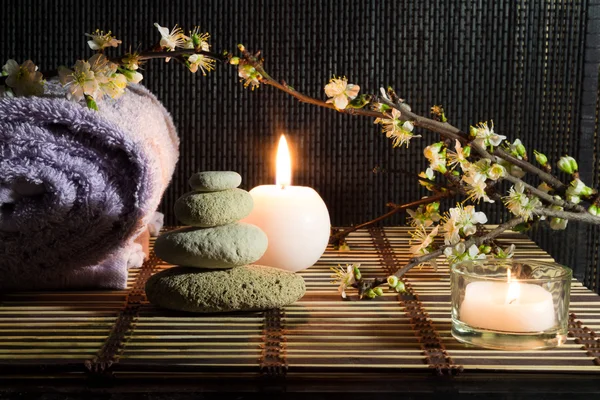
[451,259,572,350]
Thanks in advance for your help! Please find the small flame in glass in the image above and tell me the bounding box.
[505,268,521,305]
[276,134,292,188]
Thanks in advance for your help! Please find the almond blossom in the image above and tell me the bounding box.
[154,23,188,61]
[2,60,44,96]
[423,142,447,173]
[58,60,98,101]
[503,182,542,221]
[446,140,471,171]
[471,121,506,149]
[443,242,486,266]
[324,77,360,110]
[374,108,421,148]
[331,264,357,299]
[409,226,440,256]
[85,30,122,51]
[441,204,488,245]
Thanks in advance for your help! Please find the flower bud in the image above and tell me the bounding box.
[511,139,526,157]
[581,185,594,197]
[516,143,526,158]
[534,150,548,166]
[365,289,377,299]
[479,245,492,254]
[550,217,568,230]
[394,281,407,293]
[589,205,600,216]
[373,287,384,297]
[119,68,143,84]
[463,146,471,158]
[229,56,241,65]
[558,156,578,174]
[469,126,478,137]
[387,275,399,288]
[353,265,362,281]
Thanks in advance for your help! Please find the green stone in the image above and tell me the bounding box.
[189,171,242,192]
[174,188,253,227]
[145,265,306,313]
[154,223,268,268]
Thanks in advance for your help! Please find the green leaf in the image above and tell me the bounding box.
[85,94,98,111]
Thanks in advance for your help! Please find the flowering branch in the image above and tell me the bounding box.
[329,191,454,246]
[230,45,600,300]
[1,24,226,109]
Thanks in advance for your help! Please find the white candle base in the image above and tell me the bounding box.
[241,185,330,272]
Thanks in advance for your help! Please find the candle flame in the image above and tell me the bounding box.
[276,134,292,188]
[505,268,521,305]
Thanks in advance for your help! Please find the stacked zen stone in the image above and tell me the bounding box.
[147,171,305,313]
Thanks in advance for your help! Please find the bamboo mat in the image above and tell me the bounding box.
[1,227,600,386]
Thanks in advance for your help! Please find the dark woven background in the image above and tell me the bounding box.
[2,0,600,289]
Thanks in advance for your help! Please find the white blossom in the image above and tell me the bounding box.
[85,30,121,51]
[238,64,261,89]
[472,121,506,148]
[503,182,541,221]
[2,59,44,96]
[188,54,215,75]
[495,244,515,259]
[324,76,360,110]
[446,140,470,171]
[330,265,356,299]
[154,23,188,60]
[58,60,98,101]
[409,226,439,256]
[443,242,486,266]
[424,142,447,173]
[441,204,488,245]
[374,108,420,148]
[407,202,441,228]
[462,172,494,203]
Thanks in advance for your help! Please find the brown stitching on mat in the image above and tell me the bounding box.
[84,252,159,376]
[569,313,600,365]
[369,227,396,276]
[260,307,288,377]
[370,227,463,376]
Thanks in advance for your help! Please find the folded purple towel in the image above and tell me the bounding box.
[0,83,178,290]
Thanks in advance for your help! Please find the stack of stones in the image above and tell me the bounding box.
[146,171,306,313]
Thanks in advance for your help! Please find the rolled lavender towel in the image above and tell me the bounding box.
[0,82,179,290]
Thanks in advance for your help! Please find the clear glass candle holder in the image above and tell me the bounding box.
[451,259,571,350]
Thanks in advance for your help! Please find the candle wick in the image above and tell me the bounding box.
[509,298,517,305]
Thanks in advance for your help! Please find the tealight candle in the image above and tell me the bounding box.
[459,269,556,332]
[241,135,330,272]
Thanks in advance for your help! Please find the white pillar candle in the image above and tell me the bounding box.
[241,135,330,272]
[459,278,556,332]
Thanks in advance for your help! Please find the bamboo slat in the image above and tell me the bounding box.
[1,227,599,386]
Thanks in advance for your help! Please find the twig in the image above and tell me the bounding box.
[239,47,385,119]
[355,217,526,296]
[329,192,454,244]
[493,147,567,192]
[534,208,600,224]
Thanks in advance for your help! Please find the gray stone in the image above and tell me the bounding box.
[145,265,306,313]
[189,171,242,192]
[174,188,253,227]
[154,223,268,268]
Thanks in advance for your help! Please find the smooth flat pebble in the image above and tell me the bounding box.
[189,171,242,192]
[154,223,268,268]
[174,188,253,227]
[145,265,306,313]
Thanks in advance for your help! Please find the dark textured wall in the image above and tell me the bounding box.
[2,0,600,287]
